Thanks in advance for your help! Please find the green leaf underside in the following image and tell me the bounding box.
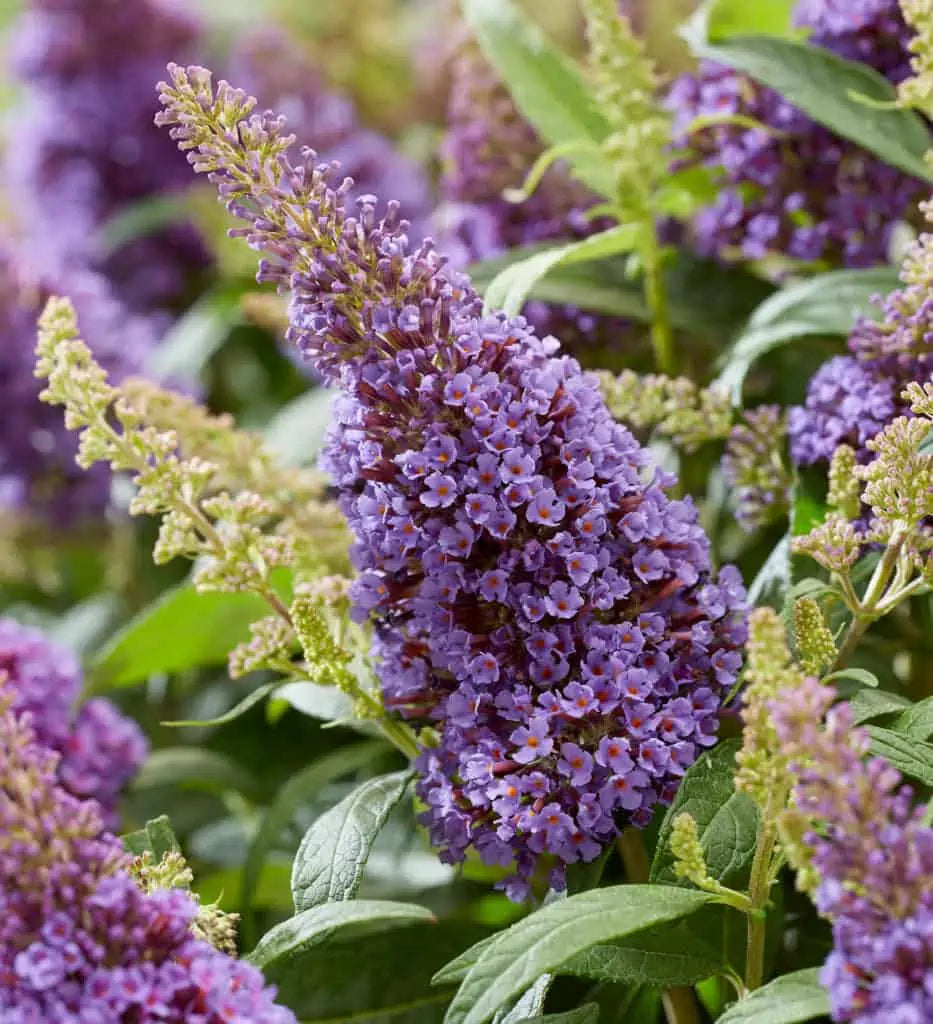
[715,967,829,1023]
[888,697,933,741]
[459,0,614,197]
[262,921,491,1023]
[866,726,933,787]
[483,225,643,318]
[246,899,435,969]
[850,689,912,725]
[291,770,413,911]
[683,31,932,182]
[444,885,715,1024]
[651,740,759,889]
[241,742,387,917]
[512,1007,600,1024]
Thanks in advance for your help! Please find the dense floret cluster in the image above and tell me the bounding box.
[773,677,933,1023]
[0,682,297,1023]
[0,249,158,523]
[7,0,209,312]
[789,282,933,467]
[667,0,924,268]
[158,64,748,897]
[0,616,146,825]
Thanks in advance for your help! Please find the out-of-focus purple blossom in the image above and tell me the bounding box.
[228,27,431,239]
[0,616,146,826]
[157,65,748,896]
[0,681,297,1023]
[667,0,924,268]
[789,283,933,467]
[0,248,158,524]
[772,678,933,1022]
[721,405,792,530]
[434,37,631,351]
[7,0,209,312]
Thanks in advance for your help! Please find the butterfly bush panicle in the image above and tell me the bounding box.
[0,683,296,1022]
[772,677,933,1022]
[668,0,924,268]
[157,64,747,897]
[0,616,146,825]
[721,405,793,531]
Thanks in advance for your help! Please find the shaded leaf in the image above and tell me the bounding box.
[821,668,879,690]
[264,387,335,466]
[716,968,828,1023]
[460,0,614,196]
[291,770,413,911]
[163,681,282,728]
[444,886,715,1024]
[747,536,791,608]
[133,747,257,798]
[888,696,933,741]
[246,899,435,970]
[148,284,244,379]
[496,975,552,1024]
[241,742,386,916]
[434,934,500,987]
[513,1007,599,1024]
[850,689,911,725]
[651,740,759,888]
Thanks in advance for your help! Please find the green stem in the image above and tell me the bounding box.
[744,805,778,992]
[642,229,675,375]
[617,829,700,1024]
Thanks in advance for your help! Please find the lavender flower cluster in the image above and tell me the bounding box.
[773,678,933,1023]
[0,616,146,826]
[789,282,933,466]
[0,249,158,523]
[157,65,748,897]
[0,681,296,1023]
[7,0,209,313]
[667,0,925,268]
[434,37,630,351]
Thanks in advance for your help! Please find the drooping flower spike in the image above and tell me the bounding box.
[157,64,747,897]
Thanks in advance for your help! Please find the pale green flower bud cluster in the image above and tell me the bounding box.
[899,0,933,121]
[793,598,837,675]
[736,608,807,809]
[826,444,861,521]
[599,369,733,449]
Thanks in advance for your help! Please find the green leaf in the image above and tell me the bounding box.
[888,697,933,741]
[705,0,798,39]
[121,815,181,859]
[866,726,933,786]
[434,935,501,987]
[483,225,643,318]
[263,920,490,1023]
[162,681,282,728]
[716,967,828,1023]
[444,886,715,1024]
[560,907,729,987]
[849,689,911,725]
[264,387,335,466]
[93,581,271,688]
[132,747,257,798]
[471,248,772,335]
[98,192,201,253]
[715,266,895,403]
[682,30,932,182]
[513,1007,599,1024]
[747,536,791,608]
[241,742,386,917]
[291,770,413,912]
[274,680,357,724]
[497,975,552,1024]
[459,0,615,197]
[651,740,759,888]
[246,899,435,970]
[821,667,879,690]
[148,284,244,380]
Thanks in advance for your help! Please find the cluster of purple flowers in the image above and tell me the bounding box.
[158,65,748,897]
[434,36,630,351]
[0,616,146,826]
[788,281,933,467]
[0,249,159,523]
[667,0,925,268]
[0,680,297,1023]
[772,678,933,1022]
[7,0,209,313]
